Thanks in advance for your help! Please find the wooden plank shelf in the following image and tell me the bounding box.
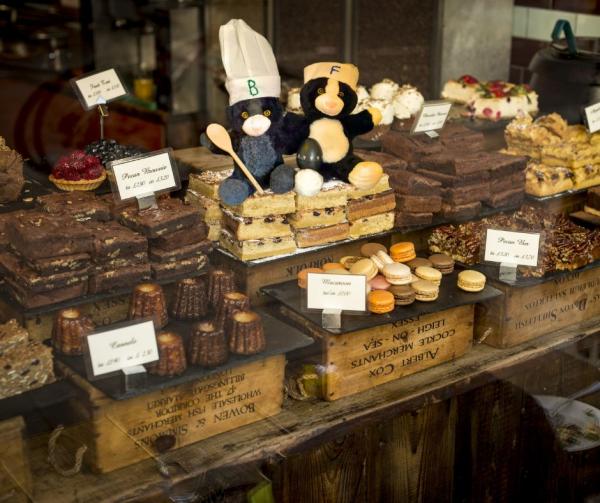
[27,314,600,502]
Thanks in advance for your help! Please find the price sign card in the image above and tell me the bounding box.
[411,100,452,135]
[584,102,600,134]
[484,229,540,266]
[85,320,158,378]
[307,272,366,312]
[108,148,180,202]
[71,68,128,110]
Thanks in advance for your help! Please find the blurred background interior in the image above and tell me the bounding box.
[0,0,598,166]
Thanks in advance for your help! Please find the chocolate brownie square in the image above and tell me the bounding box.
[389,170,441,196]
[381,131,442,162]
[486,152,527,178]
[5,277,87,309]
[89,264,151,294]
[149,240,212,263]
[8,212,93,259]
[0,252,89,293]
[24,253,90,275]
[439,201,482,220]
[395,194,442,213]
[36,192,111,222]
[394,211,433,227]
[485,188,524,209]
[94,251,149,272]
[441,182,489,205]
[0,211,26,250]
[149,223,208,252]
[90,221,148,260]
[416,168,490,187]
[353,149,408,172]
[119,198,201,238]
[151,254,208,280]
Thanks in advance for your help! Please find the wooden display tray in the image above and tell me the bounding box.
[56,310,312,473]
[474,261,600,348]
[0,270,207,343]
[0,416,31,503]
[262,275,502,400]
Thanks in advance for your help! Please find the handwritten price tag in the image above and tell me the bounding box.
[86,320,158,377]
[484,229,540,266]
[584,102,600,134]
[307,272,366,312]
[71,68,128,110]
[108,148,180,201]
[411,101,452,134]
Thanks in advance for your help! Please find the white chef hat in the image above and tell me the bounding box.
[219,19,281,106]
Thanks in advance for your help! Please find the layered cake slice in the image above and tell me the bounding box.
[525,162,574,197]
[222,191,295,218]
[289,206,347,230]
[347,190,396,221]
[220,228,296,261]
[295,223,350,248]
[295,181,350,211]
[349,211,395,238]
[188,169,233,199]
[222,209,293,241]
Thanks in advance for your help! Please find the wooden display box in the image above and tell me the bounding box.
[0,416,31,502]
[211,233,392,306]
[58,355,285,473]
[283,304,474,401]
[476,265,600,348]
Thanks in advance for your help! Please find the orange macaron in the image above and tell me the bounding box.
[297,267,323,288]
[367,290,395,314]
[322,262,346,272]
[390,242,416,263]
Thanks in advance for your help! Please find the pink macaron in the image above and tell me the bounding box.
[369,274,391,290]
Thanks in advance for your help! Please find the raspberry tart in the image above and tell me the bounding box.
[49,150,106,191]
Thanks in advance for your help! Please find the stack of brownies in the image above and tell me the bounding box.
[1,211,93,308]
[382,123,526,222]
[119,197,210,280]
[220,192,297,260]
[186,169,232,241]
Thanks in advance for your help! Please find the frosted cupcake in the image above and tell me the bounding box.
[352,85,370,114]
[370,79,399,102]
[359,98,395,141]
[392,85,425,131]
[286,87,302,114]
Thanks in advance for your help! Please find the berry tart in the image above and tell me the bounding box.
[49,150,106,191]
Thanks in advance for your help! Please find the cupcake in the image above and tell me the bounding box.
[286,87,303,114]
[369,78,399,101]
[352,85,370,114]
[359,98,394,141]
[392,85,425,131]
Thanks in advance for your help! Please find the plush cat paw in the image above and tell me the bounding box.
[295,169,323,196]
[270,164,295,193]
[348,161,383,190]
[219,179,252,206]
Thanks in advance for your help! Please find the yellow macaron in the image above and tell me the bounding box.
[457,270,486,292]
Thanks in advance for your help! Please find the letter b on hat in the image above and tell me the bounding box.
[247,79,259,96]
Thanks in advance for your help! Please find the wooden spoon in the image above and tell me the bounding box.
[206,123,264,194]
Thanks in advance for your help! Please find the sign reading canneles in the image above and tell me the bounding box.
[108,148,180,202]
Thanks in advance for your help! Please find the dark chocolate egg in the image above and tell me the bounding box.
[297,138,322,170]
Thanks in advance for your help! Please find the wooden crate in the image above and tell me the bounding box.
[58,355,285,473]
[0,416,31,502]
[476,267,600,348]
[282,305,474,401]
[212,234,392,306]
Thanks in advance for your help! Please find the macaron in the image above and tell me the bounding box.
[376,250,394,267]
[322,262,346,272]
[457,270,486,292]
[367,290,395,314]
[340,256,362,269]
[390,242,416,263]
[389,285,416,306]
[361,242,387,257]
[429,253,455,274]
[415,266,442,286]
[298,267,323,289]
[370,254,385,271]
[350,258,378,280]
[369,274,391,290]
[410,273,420,284]
[382,263,412,285]
[406,257,433,271]
[412,280,439,302]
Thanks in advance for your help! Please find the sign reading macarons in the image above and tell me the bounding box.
[307,272,366,312]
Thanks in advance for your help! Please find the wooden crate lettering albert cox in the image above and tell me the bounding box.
[59,355,284,473]
[476,267,600,348]
[286,305,474,401]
